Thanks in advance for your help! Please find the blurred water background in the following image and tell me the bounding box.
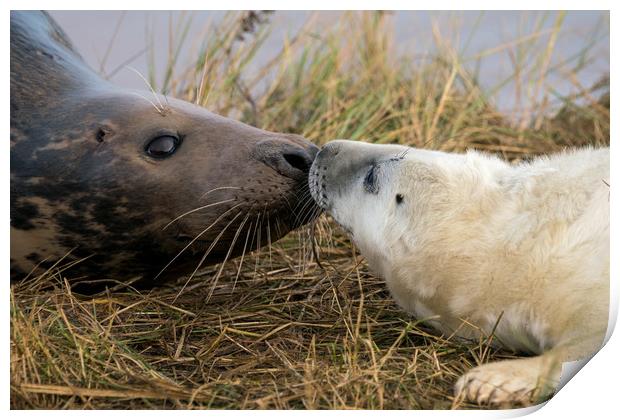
[50,10,609,114]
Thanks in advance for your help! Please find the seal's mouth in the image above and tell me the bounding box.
[161,196,319,278]
[175,191,319,245]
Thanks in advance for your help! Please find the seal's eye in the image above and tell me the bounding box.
[396,194,404,204]
[145,135,179,158]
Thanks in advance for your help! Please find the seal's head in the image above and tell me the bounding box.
[308,140,505,272]
[10,11,319,285]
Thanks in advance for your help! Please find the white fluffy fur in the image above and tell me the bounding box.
[309,141,609,405]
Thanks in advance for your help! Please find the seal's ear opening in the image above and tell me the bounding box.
[95,126,115,143]
[95,129,106,143]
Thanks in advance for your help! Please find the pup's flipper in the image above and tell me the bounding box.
[454,354,561,406]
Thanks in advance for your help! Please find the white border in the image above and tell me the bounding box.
[2,0,616,11]
[3,2,616,419]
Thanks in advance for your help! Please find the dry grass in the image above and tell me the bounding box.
[10,225,531,409]
[10,11,610,409]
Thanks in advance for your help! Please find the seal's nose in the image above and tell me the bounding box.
[253,139,318,180]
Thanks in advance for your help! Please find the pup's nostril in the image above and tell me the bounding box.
[283,152,311,173]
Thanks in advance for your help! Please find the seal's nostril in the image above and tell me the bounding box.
[253,138,317,179]
[283,152,310,173]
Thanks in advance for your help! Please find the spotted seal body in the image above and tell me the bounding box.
[10,11,318,286]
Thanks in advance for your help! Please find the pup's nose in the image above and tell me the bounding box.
[253,139,319,180]
[316,141,341,160]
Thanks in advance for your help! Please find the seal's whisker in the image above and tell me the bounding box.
[292,192,317,226]
[232,219,254,293]
[278,191,295,214]
[297,191,315,218]
[208,212,250,300]
[297,206,323,261]
[127,65,165,113]
[289,188,312,215]
[225,212,250,262]
[302,200,323,226]
[199,186,242,200]
[276,190,306,229]
[248,211,260,253]
[291,188,314,217]
[289,185,306,200]
[272,187,318,272]
[175,210,244,303]
[281,187,312,227]
[130,92,164,114]
[221,212,249,267]
[287,184,309,201]
[163,198,236,230]
[297,228,307,275]
[274,217,283,241]
[155,202,244,280]
[266,217,273,270]
[253,212,263,278]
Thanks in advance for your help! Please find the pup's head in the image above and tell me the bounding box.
[309,140,506,270]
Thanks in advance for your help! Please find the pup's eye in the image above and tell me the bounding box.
[364,165,379,194]
[396,194,404,204]
[145,135,180,158]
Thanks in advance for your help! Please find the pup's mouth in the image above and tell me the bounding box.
[308,159,329,210]
[308,159,358,238]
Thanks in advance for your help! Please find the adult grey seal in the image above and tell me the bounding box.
[10,11,319,288]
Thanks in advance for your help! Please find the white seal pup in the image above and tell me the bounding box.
[309,140,609,405]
